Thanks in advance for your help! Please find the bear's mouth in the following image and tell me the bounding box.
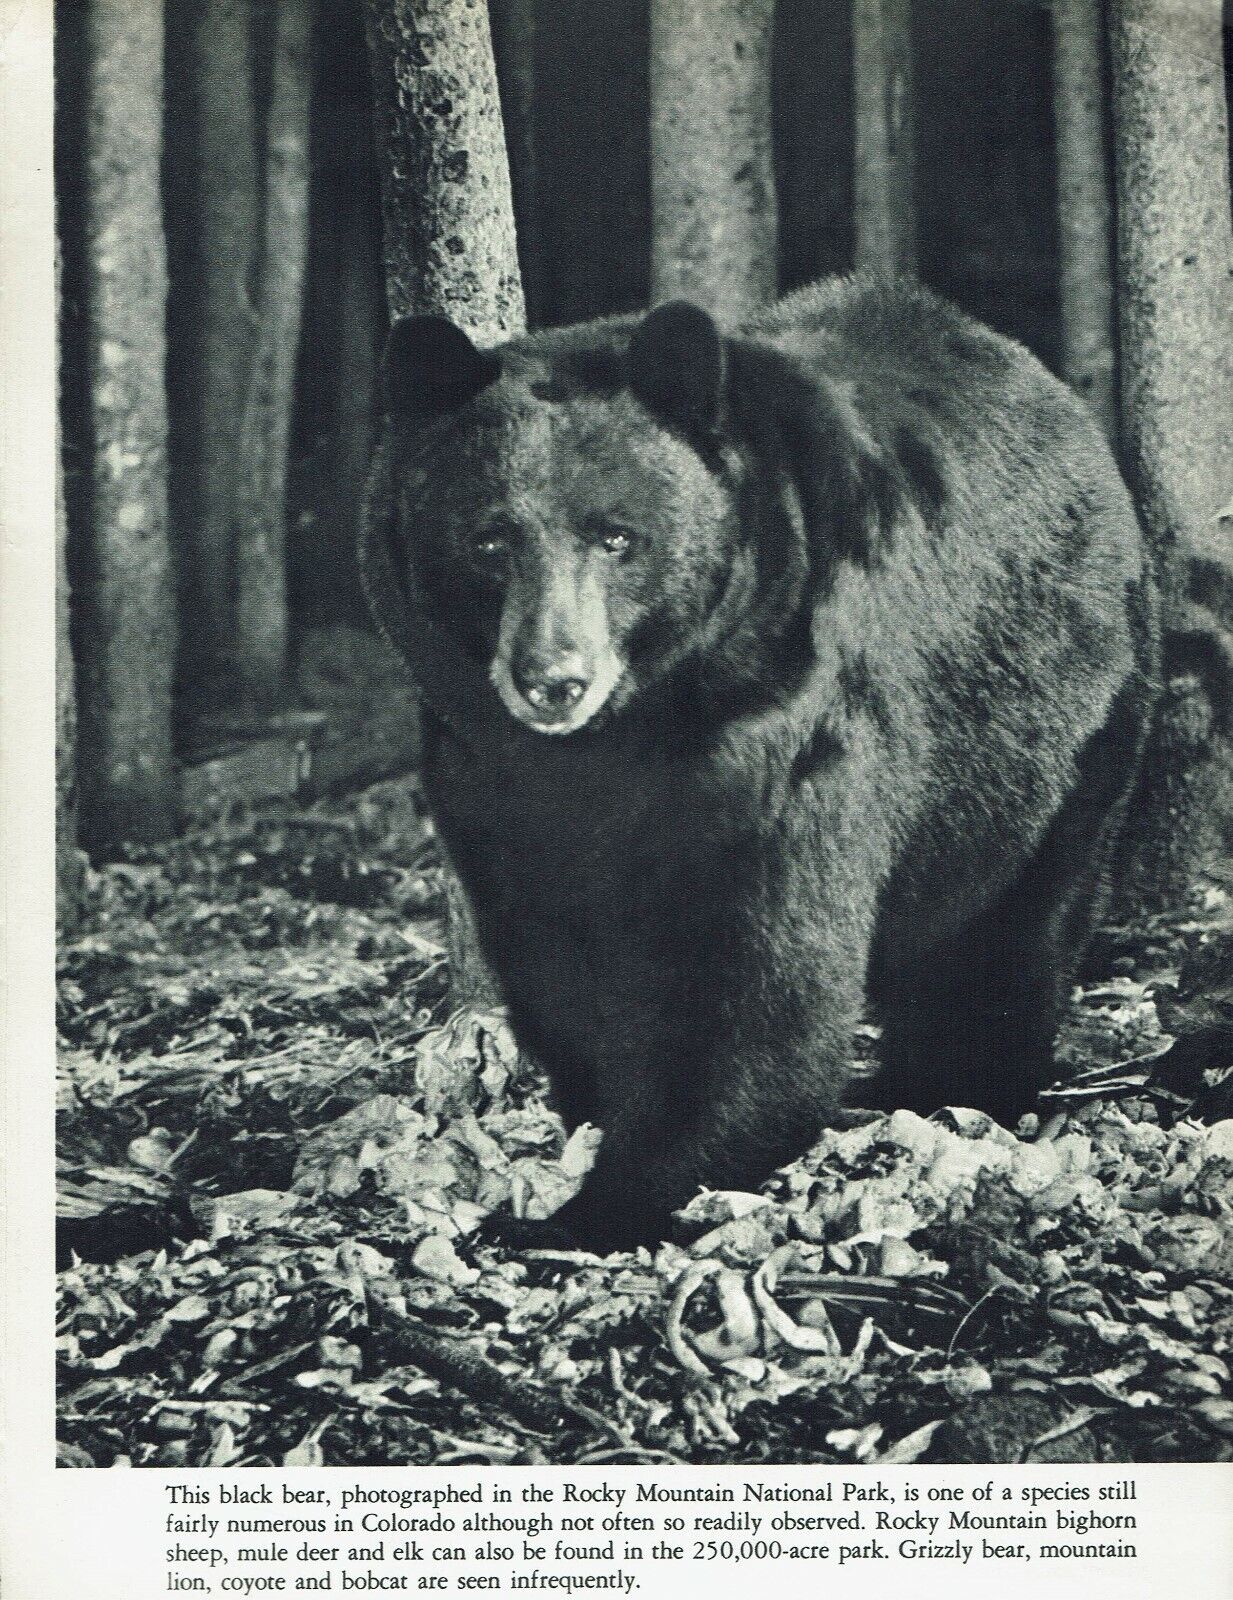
[489,652,625,735]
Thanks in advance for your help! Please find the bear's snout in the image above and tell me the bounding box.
[512,650,591,718]
[495,636,623,733]
[490,559,625,734]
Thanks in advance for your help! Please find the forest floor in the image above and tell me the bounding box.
[56,776,1233,1467]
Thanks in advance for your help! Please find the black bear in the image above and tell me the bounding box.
[360,275,1160,1253]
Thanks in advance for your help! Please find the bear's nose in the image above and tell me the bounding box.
[513,654,590,715]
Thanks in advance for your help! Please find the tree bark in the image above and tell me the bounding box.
[57,365,83,928]
[319,175,383,628]
[649,0,778,314]
[234,0,314,703]
[191,0,260,671]
[1051,0,1118,441]
[365,0,524,1007]
[852,0,916,278]
[1110,0,1233,575]
[364,0,525,344]
[1109,0,1233,910]
[489,0,542,327]
[77,0,176,851]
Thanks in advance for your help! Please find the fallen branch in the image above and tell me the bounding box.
[371,1302,576,1436]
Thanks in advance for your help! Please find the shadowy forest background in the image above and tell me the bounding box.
[55,0,1233,910]
[51,1,1233,1469]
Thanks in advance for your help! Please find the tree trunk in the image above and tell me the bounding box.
[365,0,524,1007]
[57,277,84,928]
[191,0,260,673]
[1051,0,1118,441]
[234,0,313,704]
[57,396,83,928]
[78,0,176,851]
[320,178,384,627]
[1109,0,1233,911]
[364,0,525,344]
[489,0,542,327]
[1110,0,1233,574]
[649,0,778,314]
[852,0,916,278]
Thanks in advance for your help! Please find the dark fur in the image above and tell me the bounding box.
[361,275,1160,1252]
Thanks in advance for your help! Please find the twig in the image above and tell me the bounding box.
[946,1287,998,1360]
[371,1303,576,1435]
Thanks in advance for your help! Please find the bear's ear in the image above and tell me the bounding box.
[627,301,726,430]
[382,315,501,419]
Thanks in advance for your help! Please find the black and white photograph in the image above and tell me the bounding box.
[41,0,1233,1481]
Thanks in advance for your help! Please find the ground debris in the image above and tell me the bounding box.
[57,781,1233,1465]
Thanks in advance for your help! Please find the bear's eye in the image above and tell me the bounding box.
[471,527,512,561]
[598,529,634,558]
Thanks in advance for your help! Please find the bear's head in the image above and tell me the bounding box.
[368,300,901,738]
[370,303,768,736]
